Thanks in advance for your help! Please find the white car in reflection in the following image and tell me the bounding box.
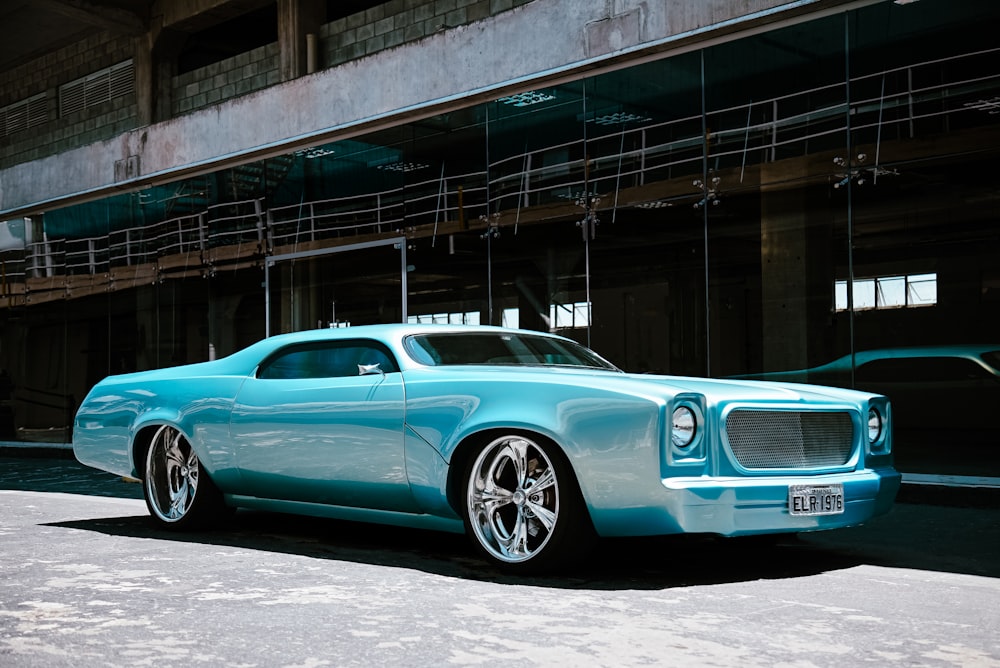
[733,345,1000,472]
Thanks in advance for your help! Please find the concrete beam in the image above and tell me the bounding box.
[155,0,275,32]
[36,0,146,35]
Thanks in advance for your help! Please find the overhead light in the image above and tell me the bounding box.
[556,190,600,201]
[376,161,429,173]
[590,111,651,126]
[580,106,653,126]
[893,0,919,4]
[294,147,335,159]
[497,91,555,107]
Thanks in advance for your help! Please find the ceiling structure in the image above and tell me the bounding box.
[0,0,151,71]
[0,1,391,72]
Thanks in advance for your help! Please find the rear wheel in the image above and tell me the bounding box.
[143,425,227,530]
[464,433,593,573]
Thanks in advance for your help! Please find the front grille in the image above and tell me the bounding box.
[725,410,854,470]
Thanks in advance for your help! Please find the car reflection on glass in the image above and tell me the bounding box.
[733,345,1000,474]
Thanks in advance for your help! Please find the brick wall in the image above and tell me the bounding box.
[172,42,281,117]
[170,1,534,118]
[0,34,137,170]
[320,0,534,68]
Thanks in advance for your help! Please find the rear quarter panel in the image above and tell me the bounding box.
[73,372,247,485]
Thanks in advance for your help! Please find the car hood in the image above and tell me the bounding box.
[620,372,878,405]
[410,365,877,405]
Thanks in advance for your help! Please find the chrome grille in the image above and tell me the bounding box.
[725,410,854,470]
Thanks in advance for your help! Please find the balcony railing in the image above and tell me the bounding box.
[4,46,996,291]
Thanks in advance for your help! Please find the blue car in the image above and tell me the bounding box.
[73,324,900,573]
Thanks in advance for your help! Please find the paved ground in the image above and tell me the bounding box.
[0,454,998,667]
[0,454,143,499]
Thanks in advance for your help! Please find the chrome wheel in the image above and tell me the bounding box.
[466,435,561,565]
[145,425,200,523]
[143,424,229,529]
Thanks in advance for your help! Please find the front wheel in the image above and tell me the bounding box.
[143,425,227,530]
[464,434,594,573]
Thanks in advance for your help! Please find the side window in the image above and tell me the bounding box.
[258,340,399,379]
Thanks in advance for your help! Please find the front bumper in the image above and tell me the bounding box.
[592,467,901,537]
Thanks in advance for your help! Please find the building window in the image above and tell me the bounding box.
[550,301,591,329]
[408,311,481,325]
[835,273,937,311]
[59,60,134,117]
[1,93,47,137]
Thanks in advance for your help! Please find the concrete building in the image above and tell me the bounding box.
[1,0,998,477]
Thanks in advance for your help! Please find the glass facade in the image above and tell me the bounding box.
[1,2,998,476]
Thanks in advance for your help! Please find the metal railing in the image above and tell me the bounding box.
[6,46,996,289]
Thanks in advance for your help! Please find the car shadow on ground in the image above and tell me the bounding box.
[45,498,1000,589]
[48,509,866,589]
[10,455,997,587]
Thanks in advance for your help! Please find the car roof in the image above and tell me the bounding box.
[259,323,559,346]
[222,323,596,373]
[851,344,1000,363]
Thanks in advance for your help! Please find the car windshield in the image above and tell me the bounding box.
[405,332,620,370]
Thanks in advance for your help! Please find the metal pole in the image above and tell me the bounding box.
[844,14,857,390]
[264,259,271,337]
[400,241,408,322]
[700,49,712,378]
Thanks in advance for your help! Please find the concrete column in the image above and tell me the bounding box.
[278,0,325,82]
[136,21,188,125]
[759,177,836,373]
[133,34,154,127]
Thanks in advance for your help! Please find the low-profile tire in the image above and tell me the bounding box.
[463,433,594,574]
[143,424,228,530]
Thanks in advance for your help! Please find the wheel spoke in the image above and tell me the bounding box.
[168,480,189,518]
[185,449,200,492]
[168,429,184,453]
[479,483,512,515]
[525,500,556,533]
[525,467,555,495]
[495,506,530,558]
[164,442,185,468]
[499,439,530,487]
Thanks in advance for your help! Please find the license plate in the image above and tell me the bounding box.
[788,483,844,516]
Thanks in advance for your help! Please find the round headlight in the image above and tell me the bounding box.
[867,407,882,443]
[671,406,696,448]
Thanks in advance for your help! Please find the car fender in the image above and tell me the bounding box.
[131,383,243,487]
[401,370,667,516]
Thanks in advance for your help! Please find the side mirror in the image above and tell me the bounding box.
[358,363,384,376]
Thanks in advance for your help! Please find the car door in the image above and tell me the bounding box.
[229,338,417,512]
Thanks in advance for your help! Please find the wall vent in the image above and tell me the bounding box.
[59,60,134,117]
[1,92,47,137]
